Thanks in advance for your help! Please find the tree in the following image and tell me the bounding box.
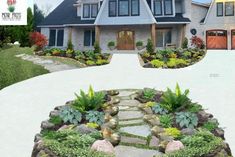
[33,4,45,31]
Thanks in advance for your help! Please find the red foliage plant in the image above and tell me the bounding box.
[191,36,205,49]
[29,32,48,51]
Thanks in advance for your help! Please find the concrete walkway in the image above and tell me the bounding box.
[0,50,235,156]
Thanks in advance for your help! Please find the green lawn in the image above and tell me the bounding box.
[0,46,49,90]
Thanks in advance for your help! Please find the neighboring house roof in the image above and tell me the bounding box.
[202,0,214,24]
[192,1,210,8]
[38,0,95,27]
[156,13,191,24]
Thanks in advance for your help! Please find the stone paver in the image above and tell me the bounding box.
[115,146,162,157]
[121,136,147,145]
[118,99,141,107]
[120,125,151,138]
[119,119,144,125]
[118,111,143,120]
[16,54,78,72]
[118,90,137,97]
[1,51,235,157]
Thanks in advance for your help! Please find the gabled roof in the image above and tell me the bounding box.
[192,1,210,8]
[38,0,95,27]
[156,13,191,24]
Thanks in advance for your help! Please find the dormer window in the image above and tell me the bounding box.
[83,3,98,19]
[153,0,173,16]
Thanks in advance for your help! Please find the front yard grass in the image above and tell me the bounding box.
[0,46,49,90]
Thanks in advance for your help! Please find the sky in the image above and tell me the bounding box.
[28,0,212,13]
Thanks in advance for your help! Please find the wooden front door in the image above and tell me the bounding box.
[117,31,135,50]
[232,30,235,49]
[206,30,227,49]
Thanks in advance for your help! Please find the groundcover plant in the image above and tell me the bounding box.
[32,85,232,157]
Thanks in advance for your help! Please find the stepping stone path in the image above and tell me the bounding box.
[16,54,78,72]
[112,89,162,157]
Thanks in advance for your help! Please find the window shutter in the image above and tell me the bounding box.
[49,30,56,46]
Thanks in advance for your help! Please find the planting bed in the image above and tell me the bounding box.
[36,48,112,67]
[139,48,206,69]
[32,86,232,157]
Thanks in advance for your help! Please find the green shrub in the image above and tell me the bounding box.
[86,60,96,66]
[188,103,203,113]
[164,127,181,138]
[94,41,101,54]
[182,37,188,49]
[59,106,82,125]
[136,41,144,47]
[159,114,173,128]
[72,86,105,113]
[49,116,63,125]
[202,121,218,132]
[166,58,188,68]
[96,59,109,65]
[150,59,165,68]
[67,39,74,51]
[85,111,105,125]
[142,88,156,101]
[175,112,198,129]
[155,53,163,60]
[163,131,225,157]
[160,84,191,112]
[146,39,154,54]
[182,51,192,59]
[42,130,111,157]
[152,104,169,115]
[107,41,115,47]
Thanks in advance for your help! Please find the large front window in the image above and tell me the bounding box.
[83,3,98,19]
[225,2,234,16]
[153,0,173,16]
[119,0,129,16]
[84,30,95,46]
[49,29,64,47]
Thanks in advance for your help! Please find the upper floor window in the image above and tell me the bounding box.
[153,0,173,16]
[164,0,173,15]
[109,0,117,16]
[225,2,234,16]
[154,0,162,16]
[109,0,140,17]
[217,2,223,16]
[83,3,98,19]
[119,0,129,16]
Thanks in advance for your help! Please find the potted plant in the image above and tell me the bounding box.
[108,41,116,51]
[136,41,144,50]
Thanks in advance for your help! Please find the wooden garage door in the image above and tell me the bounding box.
[206,30,227,49]
[232,30,235,49]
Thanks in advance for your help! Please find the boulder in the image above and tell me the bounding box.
[49,110,60,117]
[148,117,160,126]
[213,128,225,139]
[198,111,213,123]
[41,120,55,130]
[34,134,42,142]
[143,107,153,114]
[181,128,196,136]
[165,141,184,153]
[149,136,160,148]
[91,140,115,155]
[58,125,70,131]
[75,124,97,134]
[151,126,164,136]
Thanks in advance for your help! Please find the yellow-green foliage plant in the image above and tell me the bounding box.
[164,127,181,138]
[150,59,165,68]
[166,58,188,68]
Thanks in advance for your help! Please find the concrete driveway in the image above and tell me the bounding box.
[0,50,235,156]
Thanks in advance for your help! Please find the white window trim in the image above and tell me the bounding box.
[81,3,100,20]
[49,28,64,47]
[152,0,175,17]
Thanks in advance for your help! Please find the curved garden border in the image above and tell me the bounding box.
[32,87,232,157]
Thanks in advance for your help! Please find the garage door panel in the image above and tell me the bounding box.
[232,30,235,49]
[207,30,227,49]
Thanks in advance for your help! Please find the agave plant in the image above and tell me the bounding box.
[160,84,191,112]
[72,86,105,113]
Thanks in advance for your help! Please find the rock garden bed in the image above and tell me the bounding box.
[139,48,206,69]
[36,48,112,67]
[32,86,232,157]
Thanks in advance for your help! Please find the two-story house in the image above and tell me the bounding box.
[38,0,235,51]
